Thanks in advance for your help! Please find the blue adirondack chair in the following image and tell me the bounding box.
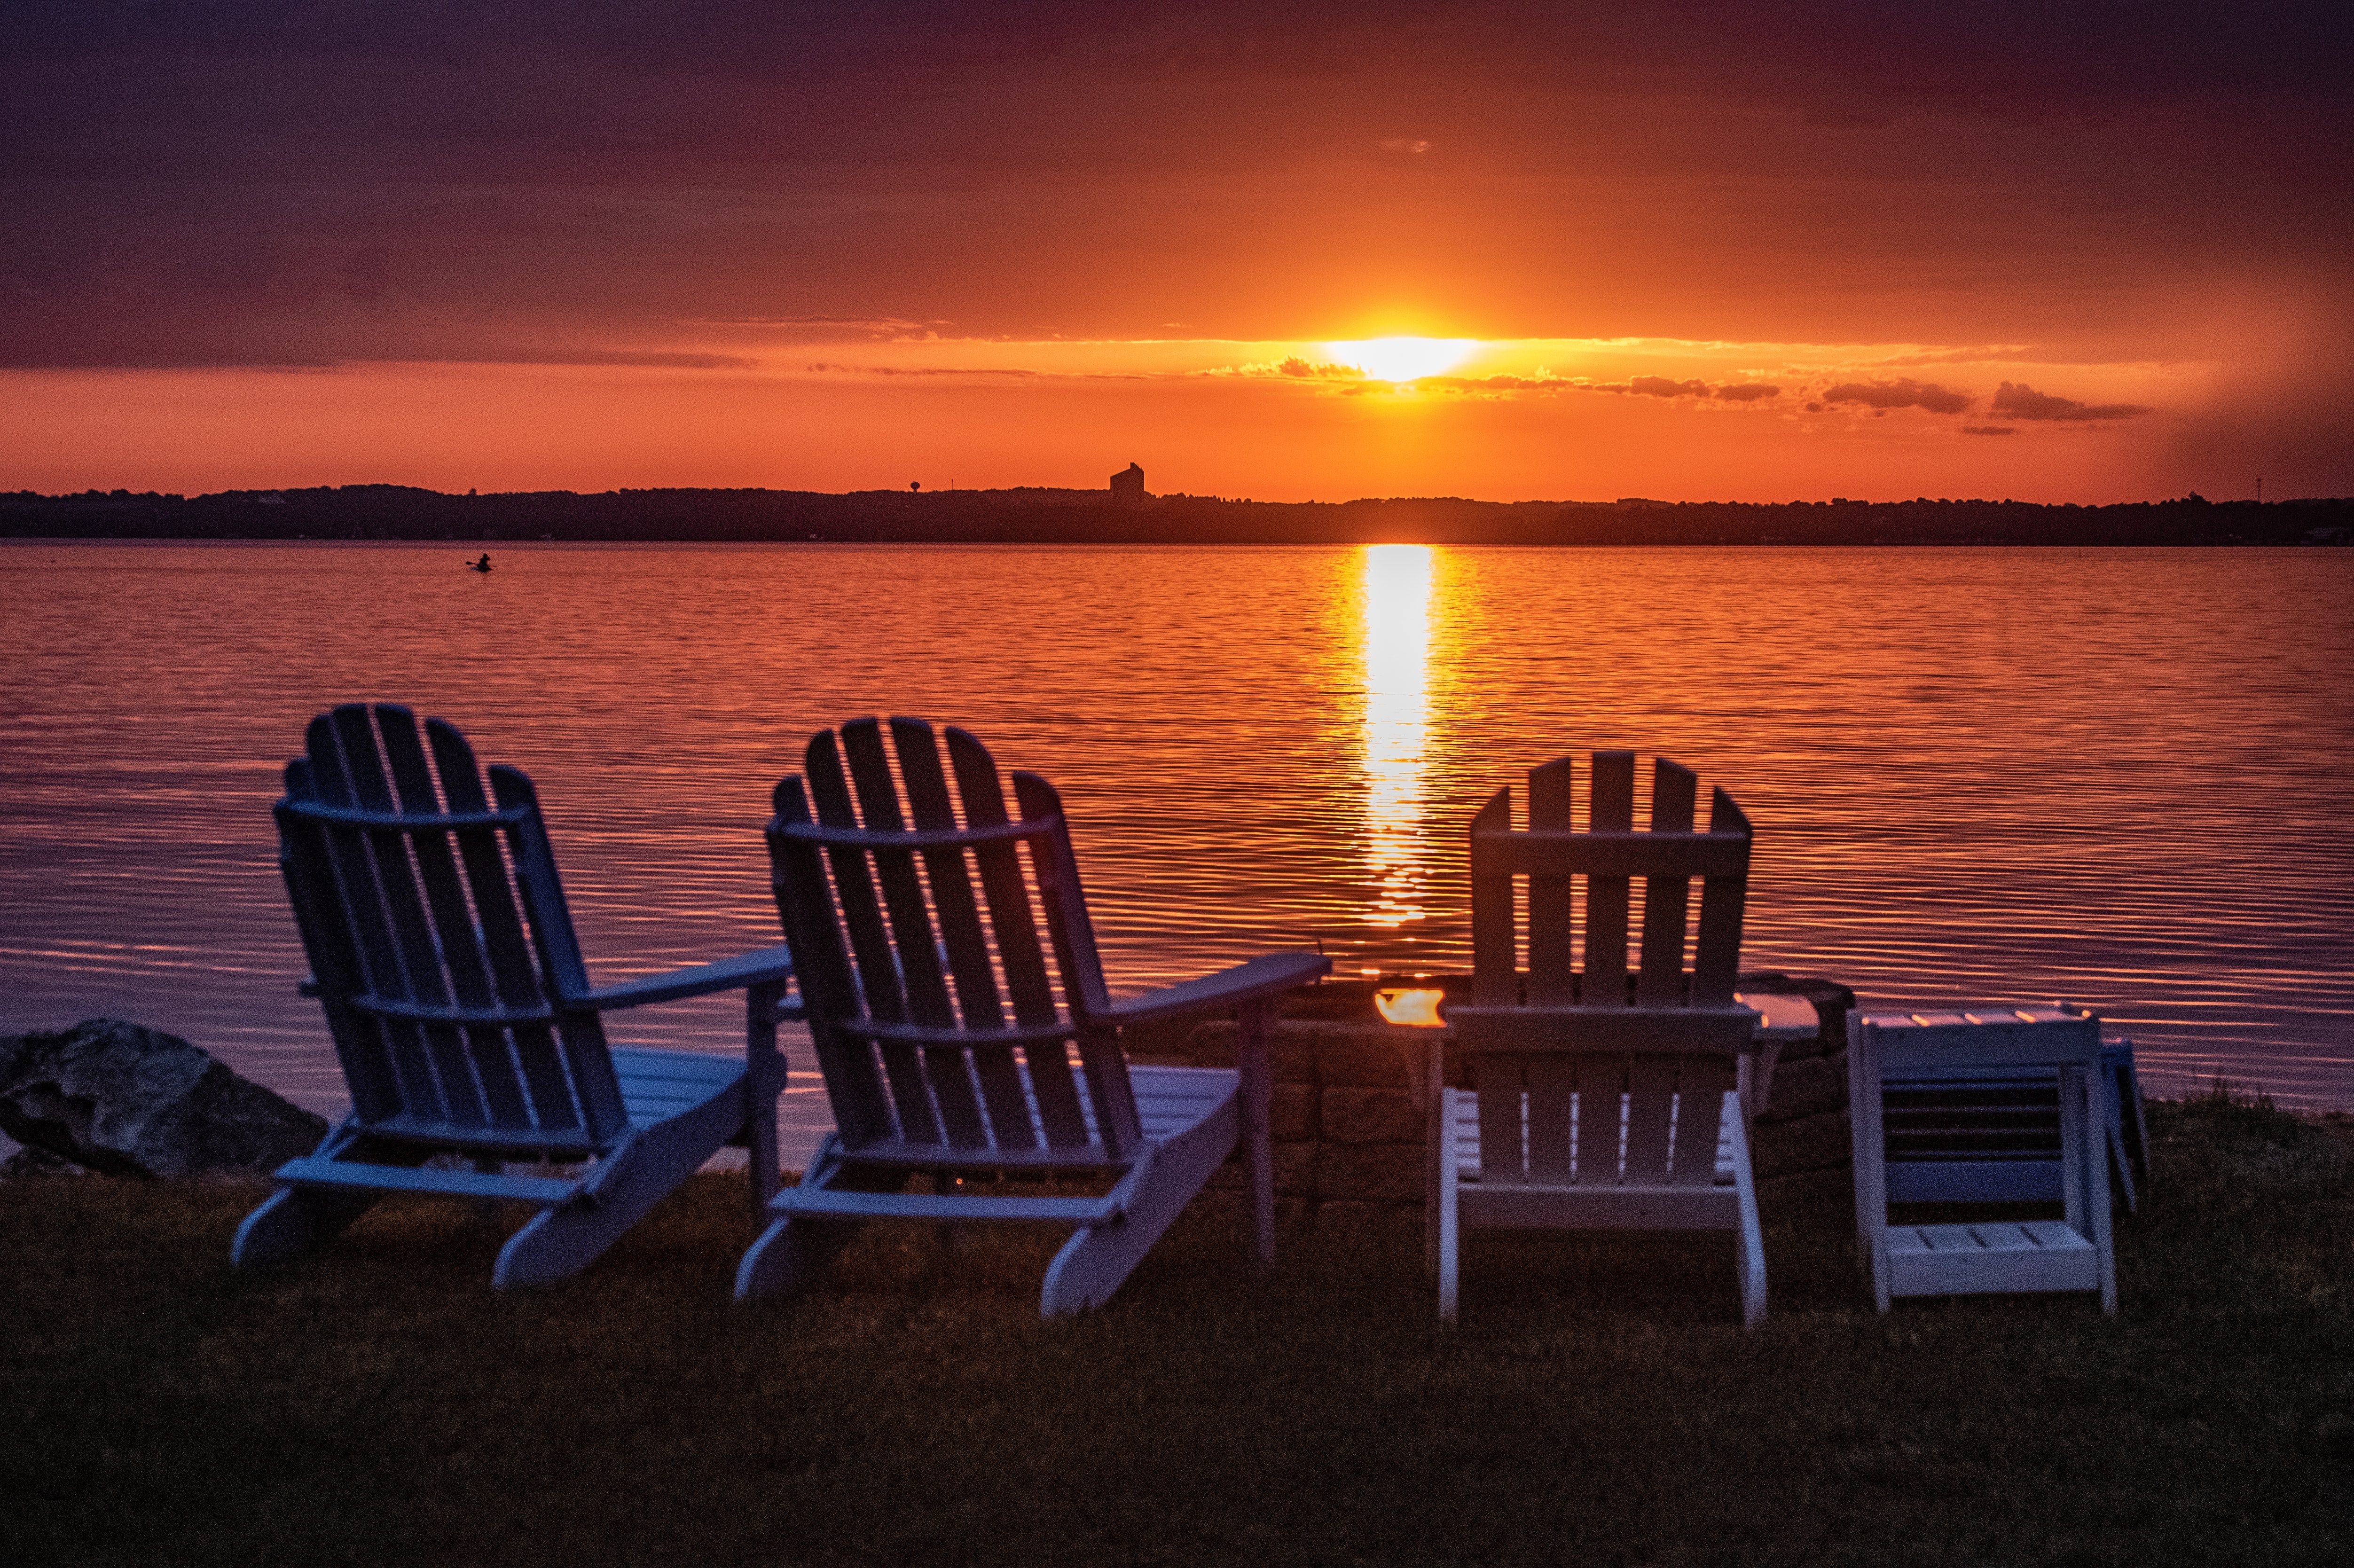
[735,718,1330,1315]
[231,704,796,1289]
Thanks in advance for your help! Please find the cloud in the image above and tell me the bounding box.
[468,349,756,368]
[697,315,946,336]
[1960,425,2017,436]
[1872,346,2035,367]
[1989,380,2151,421]
[1205,357,1364,380]
[1714,382,1779,401]
[1378,138,1431,154]
[1630,376,1711,398]
[1820,377,1972,414]
[805,362,1040,377]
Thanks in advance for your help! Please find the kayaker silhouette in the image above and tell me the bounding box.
[468,553,493,572]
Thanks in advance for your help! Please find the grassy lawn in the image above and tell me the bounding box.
[5,1092,2350,1568]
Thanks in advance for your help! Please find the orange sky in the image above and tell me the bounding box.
[4,4,2347,502]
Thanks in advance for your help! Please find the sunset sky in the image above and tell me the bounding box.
[5,2,2348,502]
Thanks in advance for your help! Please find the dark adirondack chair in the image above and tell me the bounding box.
[231,704,796,1289]
[1432,751,1767,1327]
[735,718,1330,1315]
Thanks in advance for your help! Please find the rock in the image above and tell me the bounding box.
[0,1143,89,1180]
[0,1019,327,1178]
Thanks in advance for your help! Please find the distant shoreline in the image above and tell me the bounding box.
[7,486,2349,549]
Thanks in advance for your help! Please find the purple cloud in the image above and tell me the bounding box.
[1990,381,2151,421]
[1820,377,1972,414]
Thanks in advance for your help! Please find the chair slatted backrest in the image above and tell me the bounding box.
[766,718,1143,1164]
[275,703,628,1153]
[1455,751,1755,1186]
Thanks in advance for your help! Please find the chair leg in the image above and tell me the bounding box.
[495,1084,741,1290]
[231,1185,381,1267]
[1039,1090,1239,1316]
[1236,996,1277,1272]
[229,1122,409,1268]
[1437,1086,1461,1326]
[1424,1038,1444,1278]
[734,1137,887,1303]
[2075,1067,2118,1315]
[744,980,789,1214]
[735,1212,865,1302]
[1725,1091,1766,1330]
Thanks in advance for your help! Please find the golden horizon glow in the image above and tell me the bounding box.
[0,328,2253,502]
[1325,337,1480,383]
[1361,544,1435,927]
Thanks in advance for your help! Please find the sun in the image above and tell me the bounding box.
[1325,336,1478,382]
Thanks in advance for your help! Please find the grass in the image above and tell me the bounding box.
[5,1092,2351,1568]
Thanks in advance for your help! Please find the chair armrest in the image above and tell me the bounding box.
[1101,950,1331,1026]
[577,944,797,1011]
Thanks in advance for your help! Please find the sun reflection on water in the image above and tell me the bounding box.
[1361,545,1434,927]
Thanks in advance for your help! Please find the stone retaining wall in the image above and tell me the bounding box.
[1742,974,1858,1207]
[1165,973,1859,1219]
[1154,1019,1428,1223]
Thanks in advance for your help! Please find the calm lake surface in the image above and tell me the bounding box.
[4,541,2349,1151]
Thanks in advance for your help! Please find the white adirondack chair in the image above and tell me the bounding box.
[1432,751,1767,1328]
[735,718,1329,1316]
[1848,1007,2116,1313]
[232,704,795,1289]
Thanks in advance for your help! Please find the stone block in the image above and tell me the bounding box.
[1270,1029,1322,1085]
[1185,1019,1238,1067]
[1272,1082,1319,1143]
[1313,1027,1419,1088]
[1210,1139,1318,1197]
[1185,1019,1320,1082]
[1314,1141,1425,1204]
[1320,1086,1423,1145]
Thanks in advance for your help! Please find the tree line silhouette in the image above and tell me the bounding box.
[4,485,2345,547]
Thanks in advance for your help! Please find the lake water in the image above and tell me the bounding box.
[4,541,2349,1156]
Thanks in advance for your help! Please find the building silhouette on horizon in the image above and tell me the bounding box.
[1110,463,1146,510]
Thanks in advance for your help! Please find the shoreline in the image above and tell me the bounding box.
[8,486,2349,549]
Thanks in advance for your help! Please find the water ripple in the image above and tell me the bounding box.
[3,541,2348,1112]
